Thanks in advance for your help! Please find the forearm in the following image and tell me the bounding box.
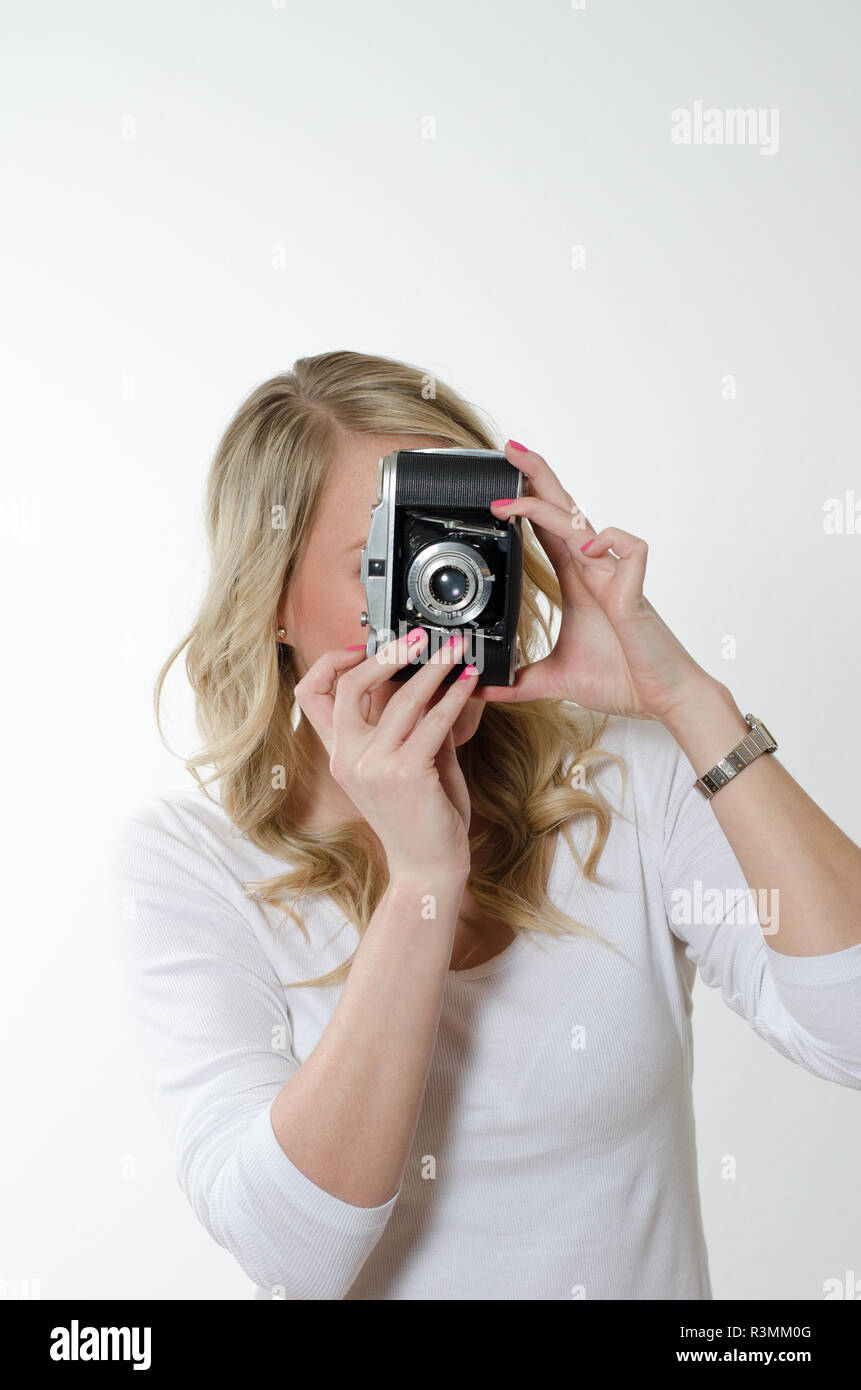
[269,869,466,1207]
[659,675,861,957]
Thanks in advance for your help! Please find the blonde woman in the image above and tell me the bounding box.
[114,350,861,1301]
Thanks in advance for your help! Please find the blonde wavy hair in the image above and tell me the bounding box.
[155,350,629,987]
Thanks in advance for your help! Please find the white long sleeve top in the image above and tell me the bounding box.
[111,714,861,1300]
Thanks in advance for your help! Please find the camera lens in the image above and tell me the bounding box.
[428,566,468,607]
[407,540,491,625]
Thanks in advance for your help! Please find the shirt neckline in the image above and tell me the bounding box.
[447,826,567,981]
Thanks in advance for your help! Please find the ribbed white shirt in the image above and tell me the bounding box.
[111,714,861,1299]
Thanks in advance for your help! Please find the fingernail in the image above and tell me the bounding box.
[347,644,366,650]
[458,664,478,680]
[580,539,594,552]
[406,627,425,645]
[507,440,528,452]
[491,498,515,507]
[444,633,461,648]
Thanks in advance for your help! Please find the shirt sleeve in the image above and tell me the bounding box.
[625,717,861,1089]
[110,797,402,1299]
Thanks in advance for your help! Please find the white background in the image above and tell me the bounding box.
[2,0,859,1300]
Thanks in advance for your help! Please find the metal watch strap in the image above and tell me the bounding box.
[694,714,778,799]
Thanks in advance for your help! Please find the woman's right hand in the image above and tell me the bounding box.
[293,628,478,882]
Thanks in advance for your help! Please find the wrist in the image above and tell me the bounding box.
[385,861,471,896]
[658,676,750,776]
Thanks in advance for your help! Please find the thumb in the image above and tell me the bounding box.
[435,728,471,831]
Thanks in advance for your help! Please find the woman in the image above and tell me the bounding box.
[114,349,861,1301]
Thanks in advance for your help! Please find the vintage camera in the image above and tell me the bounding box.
[359,447,528,686]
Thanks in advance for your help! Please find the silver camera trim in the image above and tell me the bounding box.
[360,451,398,653]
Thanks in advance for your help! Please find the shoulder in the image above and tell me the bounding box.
[109,781,255,908]
[560,712,696,839]
[109,783,295,988]
[573,709,688,772]
[114,780,233,847]
[559,710,627,772]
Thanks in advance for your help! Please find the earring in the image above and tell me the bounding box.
[277,628,286,639]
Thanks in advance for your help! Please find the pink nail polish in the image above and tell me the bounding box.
[507,440,528,452]
[491,498,515,507]
[406,627,425,644]
[445,633,460,648]
[458,664,478,679]
[347,644,366,650]
[580,539,594,552]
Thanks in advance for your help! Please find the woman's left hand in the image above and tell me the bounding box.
[473,440,713,721]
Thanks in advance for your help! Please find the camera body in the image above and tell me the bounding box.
[359,447,528,686]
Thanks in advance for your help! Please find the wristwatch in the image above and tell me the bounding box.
[694,713,778,799]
